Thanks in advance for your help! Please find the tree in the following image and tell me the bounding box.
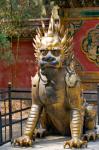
[0,33,14,63]
[0,0,55,63]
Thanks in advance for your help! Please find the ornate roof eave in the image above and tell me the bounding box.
[1,18,50,39]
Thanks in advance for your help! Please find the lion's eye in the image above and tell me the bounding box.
[40,50,48,56]
[51,50,61,57]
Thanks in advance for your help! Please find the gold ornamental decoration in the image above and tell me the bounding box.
[82,24,99,65]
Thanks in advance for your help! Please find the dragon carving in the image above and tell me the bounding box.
[13,16,97,148]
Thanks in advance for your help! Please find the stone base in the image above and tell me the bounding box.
[0,136,99,150]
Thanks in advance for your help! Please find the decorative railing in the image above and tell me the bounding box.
[0,83,31,146]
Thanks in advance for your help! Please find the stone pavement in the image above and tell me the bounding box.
[0,136,99,150]
[1,126,99,150]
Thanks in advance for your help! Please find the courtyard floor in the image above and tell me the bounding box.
[0,135,99,150]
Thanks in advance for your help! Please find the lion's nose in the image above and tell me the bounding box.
[42,56,55,62]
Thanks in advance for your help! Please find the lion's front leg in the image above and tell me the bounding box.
[64,109,87,148]
[13,104,42,147]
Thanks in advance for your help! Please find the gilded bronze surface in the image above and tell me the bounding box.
[13,15,97,148]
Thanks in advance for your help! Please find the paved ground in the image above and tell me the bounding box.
[0,136,99,150]
[1,125,99,150]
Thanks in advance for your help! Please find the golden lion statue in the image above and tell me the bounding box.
[13,16,97,148]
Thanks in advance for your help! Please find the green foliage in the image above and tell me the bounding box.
[0,0,55,63]
[6,0,53,20]
[0,33,10,48]
[0,33,14,64]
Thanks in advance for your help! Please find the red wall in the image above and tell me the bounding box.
[1,20,99,88]
[0,40,37,88]
[73,20,99,71]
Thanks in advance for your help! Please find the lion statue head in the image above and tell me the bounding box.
[33,16,73,78]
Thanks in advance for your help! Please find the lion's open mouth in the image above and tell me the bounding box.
[39,60,59,70]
